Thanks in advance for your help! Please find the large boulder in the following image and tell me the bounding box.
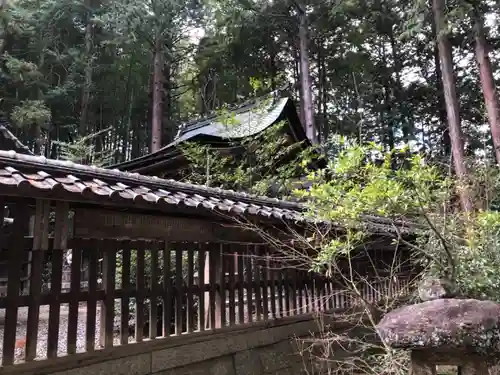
[376,298,500,357]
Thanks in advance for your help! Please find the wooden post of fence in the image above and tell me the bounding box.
[25,214,34,292]
[162,241,172,337]
[237,247,245,324]
[2,202,29,365]
[228,246,236,326]
[203,250,210,329]
[197,246,205,332]
[186,245,194,333]
[135,243,146,342]
[150,242,160,338]
[99,240,116,348]
[120,241,131,345]
[215,246,223,329]
[218,244,226,327]
[26,200,50,361]
[253,246,262,321]
[283,268,291,316]
[174,244,183,335]
[68,243,82,355]
[47,202,70,359]
[86,239,99,352]
[205,244,222,329]
[0,198,3,246]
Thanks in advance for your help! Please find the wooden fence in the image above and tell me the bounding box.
[0,200,413,368]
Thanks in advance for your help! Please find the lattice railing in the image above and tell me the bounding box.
[0,200,414,367]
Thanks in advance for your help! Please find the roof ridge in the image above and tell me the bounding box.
[0,150,304,210]
[176,91,286,138]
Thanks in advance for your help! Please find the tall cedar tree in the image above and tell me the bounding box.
[432,0,473,212]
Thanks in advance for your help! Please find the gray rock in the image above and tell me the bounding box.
[376,298,500,357]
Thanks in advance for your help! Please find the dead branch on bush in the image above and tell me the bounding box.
[218,212,420,375]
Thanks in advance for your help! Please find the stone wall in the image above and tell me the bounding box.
[8,315,362,375]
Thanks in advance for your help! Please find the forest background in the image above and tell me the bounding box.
[1,0,499,170]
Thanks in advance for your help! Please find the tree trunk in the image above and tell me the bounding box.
[269,43,277,92]
[434,43,450,156]
[151,38,163,153]
[80,0,93,136]
[383,86,394,150]
[432,0,473,213]
[473,16,500,164]
[293,46,305,126]
[119,56,134,162]
[163,62,173,144]
[389,27,408,142]
[429,0,450,156]
[131,117,140,159]
[380,39,394,150]
[32,123,42,155]
[316,38,323,142]
[122,87,134,161]
[321,46,328,139]
[297,9,317,144]
[34,0,45,156]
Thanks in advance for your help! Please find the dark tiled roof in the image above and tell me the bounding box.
[0,122,33,155]
[0,150,313,224]
[172,97,290,146]
[0,151,415,233]
[109,94,311,174]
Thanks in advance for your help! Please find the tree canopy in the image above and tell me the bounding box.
[0,0,498,165]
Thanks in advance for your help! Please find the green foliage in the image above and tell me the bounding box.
[454,212,500,300]
[453,166,500,300]
[216,105,242,129]
[11,100,51,129]
[296,142,451,223]
[180,142,231,187]
[4,54,41,85]
[0,0,206,158]
[295,142,500,301]
[54,128,114,166]
[180,115,314,196]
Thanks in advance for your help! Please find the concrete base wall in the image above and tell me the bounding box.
[5,315,362,375]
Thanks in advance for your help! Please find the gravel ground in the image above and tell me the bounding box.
[0,303,126,365]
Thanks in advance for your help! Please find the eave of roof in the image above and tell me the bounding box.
[0,150,315,225]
